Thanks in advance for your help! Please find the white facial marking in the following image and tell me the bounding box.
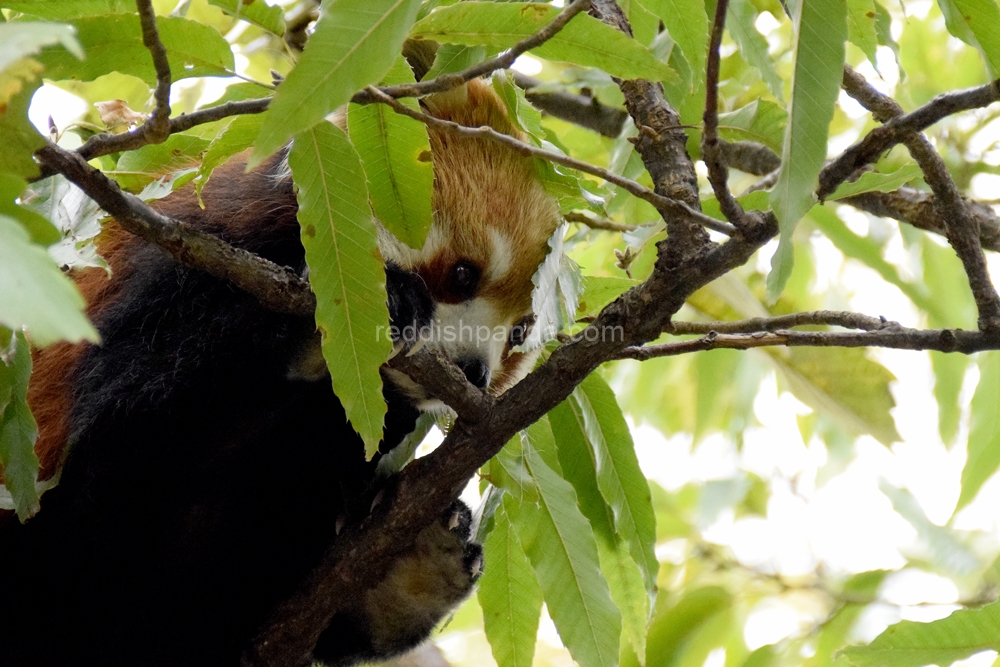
[486,229,514,282]
[424,298,509,380]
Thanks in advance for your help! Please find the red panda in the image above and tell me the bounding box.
[0,79,560,667]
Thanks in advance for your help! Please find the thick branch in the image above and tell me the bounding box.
[840,67,1000,331]
[701,0,748,230]
[364,86,736,236]
[513,72,628,138]
[34,143,315,316]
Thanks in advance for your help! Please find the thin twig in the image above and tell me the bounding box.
[364,86,737,236]
[136,0,172,143]
[667,311,899,335]
[34,143,315,317]
[352,0,593,105]
[616,327,1000,360]
[840,67,1000,331]
[701,0,748,230]
[564,211,637,232]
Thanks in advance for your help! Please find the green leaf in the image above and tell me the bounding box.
[34,15,234,84]
[0,78,45,179]
[488,430,540,503]
[767,0,847,299]
[939,0,1000,76]
[776,347,900,446]
[288,122,391,457]
[958,352,1000,510]
[209,0,285,36]
[0,172,59,245]
[0,331,40,521]
[880,482,979,575]
[549,399,650,659]
[511,419,621,667]
[0,22,83,72]
[252,0,423,165]
[410,3,678,83]
[727,0,783,100]
[0,213,98,347]
[841,599,1000,667]
[826,165,922,200]
[425,43,488,79]
[576,276,638,318]
[931,351,967,445]
[717,100,787,155]
[113,134,210,192]
[643,586,732,667]
[195,114,265,199]
[347,57,433,249]
[804,602,866,667]
[0,0,133,19]
[846,0,879,69]
[702,191,770,221]
[479,500,543,667]
[571,373,658,593]
[634,0,708,85]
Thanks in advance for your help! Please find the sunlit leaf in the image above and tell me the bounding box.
[768,0,847,299]
[410,3,678,82]
[635,0,708,85]
[576,276,638,318]
[0,22,82,72]
[252,0,423,164]
[0,0,133,19]
[881,482,979,575]
[939,0,1000,76]
[826,165,922,200]
[847,0,879,69]
[841,599,1000,667]
[209,0,285,36]
[195,114,265,199]
[639,586,732,667]
[113,134,209,192]
[0,173,59,245]
[0,79,45,180]
[958,352,1000,510]
[717,100,787,155]
[479,500,543,667]
[287,122,390,457]
[727,0,783,100]
[34,15,234,84]
[0,213,98,347]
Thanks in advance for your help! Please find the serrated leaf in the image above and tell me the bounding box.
[0,213,98,347]
[348,58,432,249]
[252,0,423,165]
[717,100,787,155]
[549,399,650,660]
[0,172,59,245]
[958,352,1000,510]
[768,0,847,299]
[634,0,708,85]
[34,15,234,84]
[523,223,582,350]
[827,165,921,200]
[939,0,1000,77]
[840,599,1000,667]
[492,70,545,146]
[776,347,900,445]
[0,331,40,521]
[288,122,390,457]
[410,3,678,83]
[479,500,543,667]
[511,421,621,667]
[727,0,783,100]
[0,22,82,72]
[209,0,285,36]
[1,0,133,19]
[847,0,879,69]
[195,114,265,199]
[571,373,658,593]
[113,134,209,192]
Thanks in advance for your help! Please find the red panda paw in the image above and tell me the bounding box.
[313,501,481,667]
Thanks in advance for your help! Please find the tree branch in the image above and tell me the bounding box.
[513,72,628,138]
[616,326,1000,360]
[840,67,1000,332]
[136,0,171,143]
[702,0,749,230]
[668,311,899,335]
[364,85,736,236]
[33,143,315,317]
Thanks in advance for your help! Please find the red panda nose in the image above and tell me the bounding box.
[456,358,490,390]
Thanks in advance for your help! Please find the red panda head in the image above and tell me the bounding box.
[378,80,560,398]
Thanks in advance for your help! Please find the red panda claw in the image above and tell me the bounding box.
[405,337,427,357]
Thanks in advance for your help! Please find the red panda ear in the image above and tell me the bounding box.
[423,79,521,138]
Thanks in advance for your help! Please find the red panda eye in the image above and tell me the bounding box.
[448,261,480,300]
[508,315,535,348]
